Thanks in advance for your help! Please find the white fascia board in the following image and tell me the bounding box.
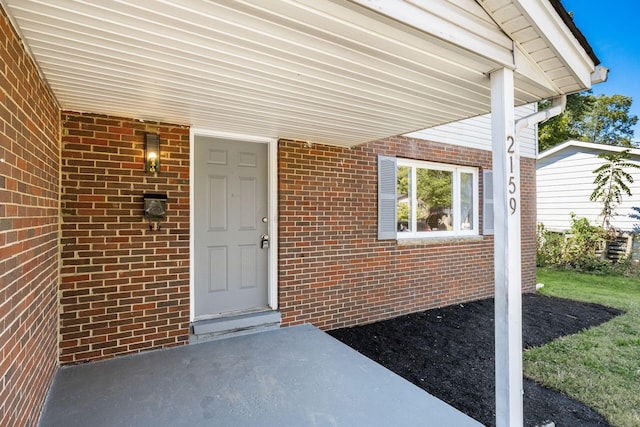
[350,0,515,68]
[538,140,640,160]
[512,0,595,90]
[536,140,574,160]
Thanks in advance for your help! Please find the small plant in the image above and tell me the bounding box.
[590,150,640,229]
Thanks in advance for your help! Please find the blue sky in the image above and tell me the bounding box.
[561,0,640,142]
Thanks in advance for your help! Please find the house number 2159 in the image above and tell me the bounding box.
[507,136,517,215]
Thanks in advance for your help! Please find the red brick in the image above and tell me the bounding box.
[59,112,190,364]
[277,138,536,331]
[0,9,60,427]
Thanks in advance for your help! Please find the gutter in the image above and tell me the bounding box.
[515,95,566,141]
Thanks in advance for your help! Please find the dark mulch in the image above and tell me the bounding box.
[329,293,623,427]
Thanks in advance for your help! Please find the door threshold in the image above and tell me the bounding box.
[190,309,281,344]
[194,306,272,323]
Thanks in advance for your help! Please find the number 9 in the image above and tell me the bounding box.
[509,197,517,214]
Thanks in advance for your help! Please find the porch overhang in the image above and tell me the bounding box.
[2,0,601,146]
[1,2,606,427]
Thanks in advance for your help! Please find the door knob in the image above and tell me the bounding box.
[260,234,269,249]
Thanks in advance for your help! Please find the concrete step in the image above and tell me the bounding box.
[190,310,281,344]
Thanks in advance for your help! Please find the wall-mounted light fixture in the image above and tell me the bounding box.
[145,133,160,174]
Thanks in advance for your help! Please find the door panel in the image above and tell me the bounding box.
[195,136,268,318]
[208,176,227,230]
[239,177,257,230]
[207,246,228,293]
[239,244,257,289]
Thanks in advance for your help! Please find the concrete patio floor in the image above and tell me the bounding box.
[39,324,483,426]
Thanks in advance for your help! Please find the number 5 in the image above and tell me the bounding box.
[508,176,516,194]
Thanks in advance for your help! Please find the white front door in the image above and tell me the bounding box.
[194,136,269,319]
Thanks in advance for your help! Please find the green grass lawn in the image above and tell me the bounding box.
[524,268,640,427]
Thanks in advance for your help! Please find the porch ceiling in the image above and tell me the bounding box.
[2,0,598,147]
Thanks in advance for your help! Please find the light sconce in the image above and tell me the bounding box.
[145,133,160,174]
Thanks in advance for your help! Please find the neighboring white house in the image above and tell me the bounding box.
[537,140,640,232]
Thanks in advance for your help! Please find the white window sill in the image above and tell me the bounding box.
[396,235,486,246]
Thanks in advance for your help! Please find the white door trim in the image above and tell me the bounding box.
[189,129,278,322]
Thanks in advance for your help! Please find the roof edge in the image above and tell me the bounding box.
[538,140,640,159]
[548,0,600,66]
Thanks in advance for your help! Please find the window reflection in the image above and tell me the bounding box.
[418,168,452,231]
[395,159,477,237]
[396,166,411,232]
[460,172,474,231]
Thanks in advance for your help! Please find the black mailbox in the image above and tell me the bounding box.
[143,193,167,230]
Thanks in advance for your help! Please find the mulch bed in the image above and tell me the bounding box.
[329,293,623,427]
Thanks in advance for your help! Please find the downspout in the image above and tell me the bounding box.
[515,95,567,140]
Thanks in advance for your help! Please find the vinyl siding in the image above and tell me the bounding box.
[537,144,640,232]
[404,104,538,159]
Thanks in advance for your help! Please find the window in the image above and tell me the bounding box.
[378,156,479,239]
[483,170,494,235]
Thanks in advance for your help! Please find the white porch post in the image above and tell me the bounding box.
[490,67,523,427]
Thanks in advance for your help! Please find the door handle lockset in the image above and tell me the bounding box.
[260,234,269,249]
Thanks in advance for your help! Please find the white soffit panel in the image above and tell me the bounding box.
[479,0,595,95]
[3,0,592,146]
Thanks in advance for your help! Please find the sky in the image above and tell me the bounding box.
[561,0,640,143]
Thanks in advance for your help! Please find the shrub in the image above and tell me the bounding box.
[537,214,611,273]
[536,223,563,267]
[562,214,608,271]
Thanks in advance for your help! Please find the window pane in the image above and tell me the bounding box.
[396,166,412,232]
[417,168,452,231]
[460,172,474,230]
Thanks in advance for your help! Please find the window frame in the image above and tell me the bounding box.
[395,158,479,239]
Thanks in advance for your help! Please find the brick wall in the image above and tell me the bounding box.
[55,112,534,363]
[278,136,536,330]
[0,7,60,426]
[520,157,537,290]
[59,112,190,364]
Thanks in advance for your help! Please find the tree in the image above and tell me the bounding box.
[417,168,451,210]
[590,150,640,229]
[578,95,638,147]
[538,91,593,152]
[397,166,452,219]
[538,92,638,152]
